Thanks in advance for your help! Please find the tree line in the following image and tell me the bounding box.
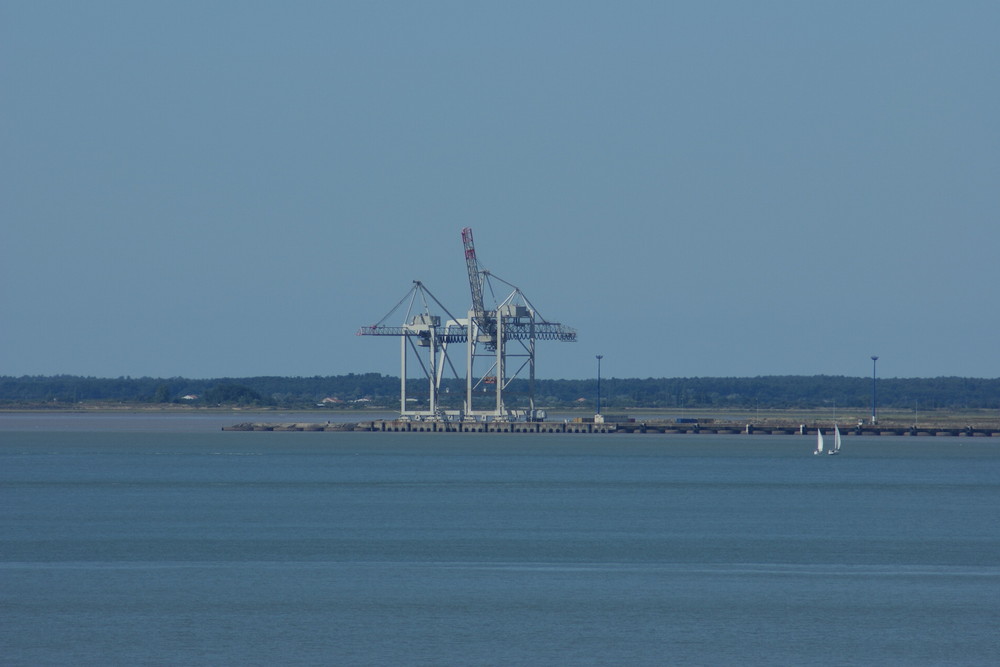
[1,374,998,410]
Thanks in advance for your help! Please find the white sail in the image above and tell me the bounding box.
[815,429,824,454]
[834,424,842,452]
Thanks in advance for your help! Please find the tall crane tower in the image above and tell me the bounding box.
[357,228,575,422]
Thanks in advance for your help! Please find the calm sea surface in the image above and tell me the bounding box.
[2,413,999,665]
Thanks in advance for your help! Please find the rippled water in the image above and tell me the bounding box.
[2,417,999,665]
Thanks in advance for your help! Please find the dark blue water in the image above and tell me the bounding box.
[3,420,1000,665]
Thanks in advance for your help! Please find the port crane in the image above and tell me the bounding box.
[357,228,576,421]
[356,281,466,418]
[460,227,576,420]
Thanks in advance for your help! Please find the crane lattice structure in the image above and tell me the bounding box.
[357,228,576,422]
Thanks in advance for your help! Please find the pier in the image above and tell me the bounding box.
[223,420,1000,437]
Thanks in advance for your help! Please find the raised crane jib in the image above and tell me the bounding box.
[461,227,488,327]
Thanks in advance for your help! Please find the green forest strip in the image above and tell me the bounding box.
[2,374,998,410]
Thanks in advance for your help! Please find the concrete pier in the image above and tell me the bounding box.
[223,420,1000,436]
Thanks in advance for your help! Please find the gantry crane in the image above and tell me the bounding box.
[459,227,576,420]
[356,281,465,418]
[357,228,576,422]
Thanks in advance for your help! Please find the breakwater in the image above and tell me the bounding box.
[223,420,1000,436]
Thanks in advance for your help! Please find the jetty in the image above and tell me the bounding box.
[223,419,1000,437]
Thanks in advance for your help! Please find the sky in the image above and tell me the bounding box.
[3,2,999,381]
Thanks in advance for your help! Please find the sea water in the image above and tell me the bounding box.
[2,415,999,665]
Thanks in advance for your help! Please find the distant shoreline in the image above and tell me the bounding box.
[3,403,999,430]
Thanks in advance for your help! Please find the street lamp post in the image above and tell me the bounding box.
[596,355,603,416]
[871,355,879,425]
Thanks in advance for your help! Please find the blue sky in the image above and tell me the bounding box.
[3,2,998,380]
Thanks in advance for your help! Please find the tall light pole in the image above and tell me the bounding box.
[596,355,603,416]
[870,355,879,425]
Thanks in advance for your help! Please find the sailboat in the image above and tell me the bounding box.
[815,401,843,456]
[815,425,842,455]
[827,424,842,455]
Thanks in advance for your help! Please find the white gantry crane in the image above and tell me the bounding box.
[356,281,466,419]
[357,228,576,422]
[460,227,576,421]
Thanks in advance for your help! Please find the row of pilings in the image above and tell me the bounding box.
[222,420,617,433]
[362,420,618,433]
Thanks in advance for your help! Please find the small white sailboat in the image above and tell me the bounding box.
[815,401,842,456]
[827,424,841,455]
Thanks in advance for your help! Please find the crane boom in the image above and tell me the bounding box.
[461,227,486,322]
